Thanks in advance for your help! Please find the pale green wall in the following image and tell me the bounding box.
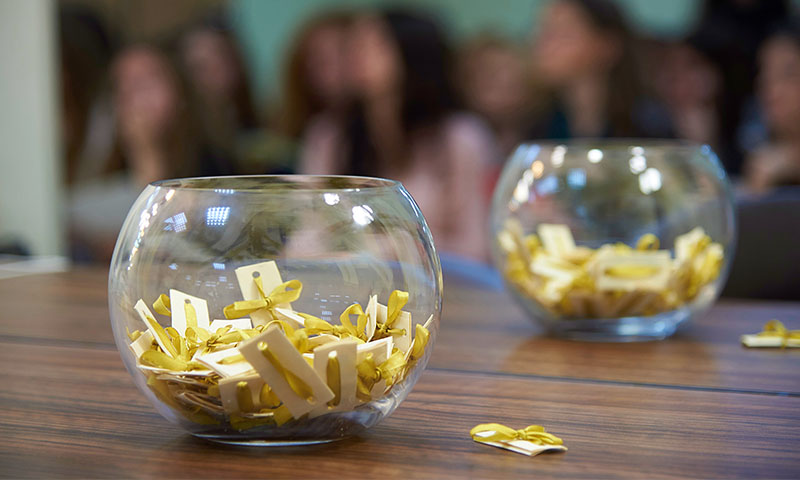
[0,0,64,256]
[230,0,701,104]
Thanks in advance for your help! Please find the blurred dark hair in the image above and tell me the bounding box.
[279,11,353,138]
[59,6,116,184]
[565,0,643,136]
[767,16,800,47]
[179,20,259,130]
[348,9,457,176]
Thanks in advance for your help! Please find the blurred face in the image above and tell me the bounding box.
[656,44,720,108]
[304,24,348,105]
[533,1,618,84]
[348,16,401,98]
[759,37,800,137]
[113,48,179,142]
[182,30,239,100]
[463,45,529,121]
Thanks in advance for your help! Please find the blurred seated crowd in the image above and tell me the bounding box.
[60,0,800,265]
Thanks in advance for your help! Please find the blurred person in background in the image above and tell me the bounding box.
[652,35,723,151]
[300,9,497,260]
[278,11,353,141]
[179,21,260,172]
[693,0,790,175]
[69,45,230,262]
[528,0,672,139]
[744,19,800,193]
[457,35,540,158]
[59,5,116,186]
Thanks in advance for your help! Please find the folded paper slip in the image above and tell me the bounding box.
[470,423,567,457]
[741,320,800,348]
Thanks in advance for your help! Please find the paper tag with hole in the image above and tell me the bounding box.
[239,324,334,419]
[234,261,288,326]
[310,338,359,418]
[169,289,210,335]
[218,374,265,414]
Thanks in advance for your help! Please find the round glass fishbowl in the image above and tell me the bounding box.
[109,176,442,445]
[490,141,735,341]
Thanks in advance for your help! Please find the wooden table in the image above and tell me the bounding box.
[1,267,798,478]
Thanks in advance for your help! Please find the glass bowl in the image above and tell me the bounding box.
[109,175,442,445]
[490,141,735,341]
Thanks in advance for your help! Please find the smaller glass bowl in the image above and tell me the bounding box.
[489,141,736,341]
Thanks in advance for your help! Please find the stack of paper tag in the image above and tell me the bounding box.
[126,261,433,430]
[497,221,724,318]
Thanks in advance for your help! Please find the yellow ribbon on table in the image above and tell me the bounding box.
[374,290,409,338]
[223,278,302,320]
[356,350,406,399]
[757,320,800,348]
[470,423,565,446]
[257,341,315,401]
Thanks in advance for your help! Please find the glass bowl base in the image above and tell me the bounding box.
[193,434,343,446]
[541,308,691,342]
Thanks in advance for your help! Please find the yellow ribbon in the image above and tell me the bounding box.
[636,233,660,251]
[408,324,430,362]
[223,278,303,320]
[470,423,565,446]
[257,341,315,401]
[356,350,406,399]
[757,320,800,348]
[375,290,409,338]
[301,309,367,342]
[326,353,341,407]
[259,384,281,408]
[153,294,171,316]
[236,381,256,412]
[142,315,179,358]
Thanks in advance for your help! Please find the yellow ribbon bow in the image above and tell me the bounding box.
[374,290,409,338]
[301,304,368,341]
[470,423,565,446]
[757,319,800,348]
[356,350,406,399]
[223,278,302,320]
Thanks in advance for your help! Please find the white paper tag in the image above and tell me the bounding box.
[195,348,255,378]
[364,295,378,341]
[169,289,211,335]
[209,318,253,332]
[218,374,265,414]
[234,261,287,326]
[239,324,335,419]
[133,299,176,358]
[129,330,154,359]
[310,338,359,418]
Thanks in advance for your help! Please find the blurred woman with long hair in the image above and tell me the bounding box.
[301,9,497,260]
[529,0,672,139]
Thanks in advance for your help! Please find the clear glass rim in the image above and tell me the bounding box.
[514,138,712,153]
[150,175,401,192]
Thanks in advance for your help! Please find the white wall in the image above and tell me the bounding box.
[0,0,64,256]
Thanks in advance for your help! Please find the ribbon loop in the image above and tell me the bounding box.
[470,423,564,446]
[224,279,303,320]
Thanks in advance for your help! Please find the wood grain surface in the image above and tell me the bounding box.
[1,267,799,478]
